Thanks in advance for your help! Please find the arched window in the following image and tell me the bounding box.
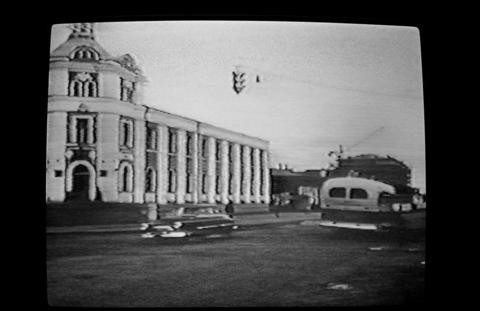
[68,72,98,97]
[118,162,133,193]
[119,118,134,148]
[87,81,97,97]
[145,167,156,193]
[72,80,82,96]
[120,78,136,103]
[71,47,100,61]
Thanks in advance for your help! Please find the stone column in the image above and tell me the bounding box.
[175,129,187,204]
[252,148,261,203]
[206,137,216,204]
[46,112,67,202]
[262,149,271,204]
[220,140,229,204]
[242,145,251,203]
[133,118,146,203]
[191,132,199,204]
[231,143,241,204]
[96,113,120,202]
[156,125,168,204]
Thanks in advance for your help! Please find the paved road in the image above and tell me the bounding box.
[47,222,425,307]
[46,212,324,233]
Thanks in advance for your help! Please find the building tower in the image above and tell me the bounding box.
[47,23,147,202]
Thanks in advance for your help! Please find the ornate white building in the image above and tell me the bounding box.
[46,23,270,205]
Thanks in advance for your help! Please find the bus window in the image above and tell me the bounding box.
[350,188,368,199]
[329,187,346,198]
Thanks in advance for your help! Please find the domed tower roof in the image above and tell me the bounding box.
[50,23,113,61]
[50,23,144,77]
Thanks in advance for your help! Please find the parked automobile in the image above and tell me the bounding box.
[140,205,239,238]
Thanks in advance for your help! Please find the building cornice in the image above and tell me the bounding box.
[48,96,269,149]
[49,60,146,82]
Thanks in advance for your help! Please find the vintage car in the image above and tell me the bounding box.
[140,205,239,238]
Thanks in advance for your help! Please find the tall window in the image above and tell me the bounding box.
[118,162,133,193]
[167,128,177,193]
[145,167,156,193]
[250,148,255,195]
[146,125,157,150]
[228,143,234,195]
[201,136,208,158]
[168,170,176,193]
[240,147,244,195]
[186,132,194,194]
[119,118,134,148]
[76,118,88,144]
[68,72,98,97]
[68,114,95,145]
[199,136,208,195]
[168,128,177,154]
[214,141,221,195]
[260,150,265,195]
[120,78,136,103]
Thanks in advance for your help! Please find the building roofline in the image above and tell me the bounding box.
[142,105,269,145]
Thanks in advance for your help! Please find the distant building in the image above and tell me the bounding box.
[328,154,411,188]
[46,23,271,205]
[270,165,328,206]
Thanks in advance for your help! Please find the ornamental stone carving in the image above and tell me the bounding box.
[75,72,92,82]
[77,103,89,112]
[115,54,141,74]
[65,149,74,159]
[88,150,96,161]
[121,153,134,161]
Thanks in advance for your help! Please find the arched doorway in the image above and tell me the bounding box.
[71,164,90,200]
[66,160,97,201]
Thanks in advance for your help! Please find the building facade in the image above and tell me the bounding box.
[328,154,411,188]
[46,23,270,205]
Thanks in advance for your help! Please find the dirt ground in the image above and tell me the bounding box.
[46,223,425,307]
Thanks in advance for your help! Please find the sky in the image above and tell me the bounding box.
[50,21,426,192]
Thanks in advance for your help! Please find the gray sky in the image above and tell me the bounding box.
[50,21,425,192]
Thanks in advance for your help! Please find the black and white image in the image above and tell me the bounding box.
[46,20,426,306]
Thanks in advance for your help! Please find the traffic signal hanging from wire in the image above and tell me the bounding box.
[232,69,247,94]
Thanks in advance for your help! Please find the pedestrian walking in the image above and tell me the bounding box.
[225,200,234,218]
